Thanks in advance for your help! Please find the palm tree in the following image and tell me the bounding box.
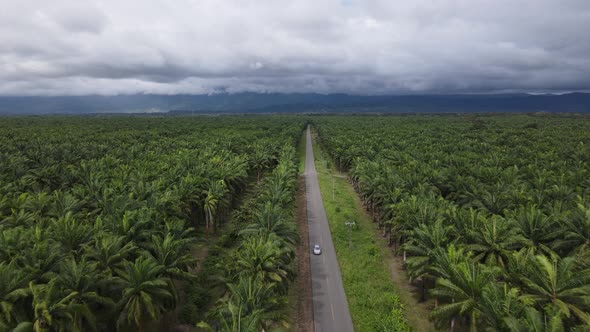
[250,145,273,183]
[470,184,514,215]
[198,303,264,332]
[56,258,116,331]
[210,276,288,331]
[517,254,590,325]
[402,219,455,300]
[149,190,184,222]
[175,173,206,223]
[555,201,590,259]
[2,208,36,228]
[202,180,229,233]
[84,233,136,276]
[429,245,470,282]
[0,262,30,331]
[509,205,561,255]
[148,233,196,278]
[466,215,527,268]
[239,202,299,246]
[23,192,51,221]
[478,283,525,331]
[29,281,81,332]
[49,212,93,256]
[117,256,173,332]
[258,181,293,207]
[219,155,249,196]
[430,260,500,331]
[505,307,565,332]
[18,240,64,283]
[0,226,30,263]
[233,236,293,292]
[106,209,152,244]
[389,194,434,257]
[47,191,83,220]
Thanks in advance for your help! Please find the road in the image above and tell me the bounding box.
[305,126,354,332]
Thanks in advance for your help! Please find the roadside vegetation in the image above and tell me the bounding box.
[311,131,411,332]
[0,116,305,331]
[314,114,590,331]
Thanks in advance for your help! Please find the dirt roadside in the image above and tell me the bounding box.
[294,175,314,332]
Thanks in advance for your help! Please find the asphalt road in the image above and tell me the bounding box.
[305,126,354,332]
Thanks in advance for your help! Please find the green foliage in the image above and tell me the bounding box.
[199,143,300,330]
[314,114,590,331]
[0,116,305,331]
[117,256,173,331]
[311,135,412,331]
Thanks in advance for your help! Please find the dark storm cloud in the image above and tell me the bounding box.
[1,0,590,95]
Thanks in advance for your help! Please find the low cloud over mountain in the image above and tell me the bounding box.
[2,1,590,95]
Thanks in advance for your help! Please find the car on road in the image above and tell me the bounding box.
[313,244,321,255]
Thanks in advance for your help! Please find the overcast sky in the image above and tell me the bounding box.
[1,0,589,95]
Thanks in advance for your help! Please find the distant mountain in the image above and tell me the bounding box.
[0,92,589,114]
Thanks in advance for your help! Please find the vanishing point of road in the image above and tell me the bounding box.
[305,125,354,332]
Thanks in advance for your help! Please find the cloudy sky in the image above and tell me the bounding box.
[1,0,590,95]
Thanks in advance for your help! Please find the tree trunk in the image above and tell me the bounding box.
[209,210,214,235]
[470,312,477,332]
[205,210,211,236]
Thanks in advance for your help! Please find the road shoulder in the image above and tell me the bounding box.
[291,174,314,331]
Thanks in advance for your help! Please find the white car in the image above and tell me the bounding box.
[313,244,321,255]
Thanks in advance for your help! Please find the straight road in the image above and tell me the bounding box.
[305,126,354,332]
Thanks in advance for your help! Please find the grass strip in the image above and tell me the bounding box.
[311,131,411,332]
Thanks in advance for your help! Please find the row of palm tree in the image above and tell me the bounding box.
[199,144,300,331]
[314,115,590,331]
[0,116,306,331]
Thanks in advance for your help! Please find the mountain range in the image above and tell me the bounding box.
[0,92,589,114]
